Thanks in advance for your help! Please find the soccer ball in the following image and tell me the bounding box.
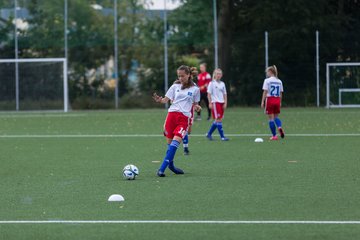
[123,164,139,180]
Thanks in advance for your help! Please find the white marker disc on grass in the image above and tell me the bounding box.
[254,138,264,143]
[108,194,125,202]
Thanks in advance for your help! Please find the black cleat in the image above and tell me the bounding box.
[184,147,190,155]
[279,127,285,139]
[157,171,166,177]
[206,134,214,141]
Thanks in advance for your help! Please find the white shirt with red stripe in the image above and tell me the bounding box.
[207,80,227,103]
[166,83,200,118]
[262,77,284,97]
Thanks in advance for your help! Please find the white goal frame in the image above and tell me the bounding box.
[0,58,68,112]
[326,62,360,108]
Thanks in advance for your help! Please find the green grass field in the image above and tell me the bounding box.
[0,108,360,239]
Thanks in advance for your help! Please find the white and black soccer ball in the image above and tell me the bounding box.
[123,164,139,180]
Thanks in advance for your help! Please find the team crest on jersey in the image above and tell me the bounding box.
[187,92,192,96]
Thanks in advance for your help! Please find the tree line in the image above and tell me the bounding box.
[0,0,359,108]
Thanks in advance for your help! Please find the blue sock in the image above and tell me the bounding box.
[207,122,217,136]
[165,143,170,154]
[159,144,170,171]
[183,134,189,148]
[269,120,276,136]
[159,140,180,173]
[217,122,225,138]
[274,117,282,128]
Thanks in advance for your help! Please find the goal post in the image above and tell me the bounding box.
[326,62,360,108]
[0,58,68,112]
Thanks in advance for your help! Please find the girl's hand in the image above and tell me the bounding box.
[209,104,212,109]
[261,102,265,108]
[152,93,163,103]
[223,103,227,109]
[194,105,202,113]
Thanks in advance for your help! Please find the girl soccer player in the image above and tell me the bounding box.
[182,67,199,155]
[206,68,229,141]
[153,65,201,177]
[261,65,285,140]
[196,63,212,120]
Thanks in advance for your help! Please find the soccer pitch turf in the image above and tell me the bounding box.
[0,108,359,240]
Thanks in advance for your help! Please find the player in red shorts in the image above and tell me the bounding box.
[206,68,229,141]
[153,65,201,177]
[182,67,199,155]
[261,65,285,140]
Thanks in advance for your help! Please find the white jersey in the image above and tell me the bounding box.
[207,80,227,103]
[166,83,200,118]
[262,77,284,97]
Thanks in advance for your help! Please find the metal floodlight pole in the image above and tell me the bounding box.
[265,31,269,69]
[14,0,19,111]
[213,0,218,68]
[164,0,169,109]
[114,0,119,109]
[64,0,68,62]
[64,0,69,112]
[316,30,320,107]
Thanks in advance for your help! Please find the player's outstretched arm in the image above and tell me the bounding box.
[153,93,170,104]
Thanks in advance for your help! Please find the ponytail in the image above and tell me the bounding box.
[190,67,198,79]
[266,65,278,78]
